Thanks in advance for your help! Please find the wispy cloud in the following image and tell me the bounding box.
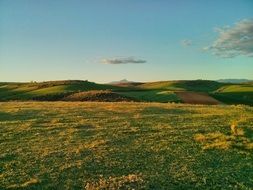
[101,57,147,64]
[204,19,253,58]
[181,39,192,47]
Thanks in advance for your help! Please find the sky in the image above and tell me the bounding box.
[0,0,253,83]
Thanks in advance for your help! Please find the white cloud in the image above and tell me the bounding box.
[101,57,147,64]
[204,19,253,58]
[181,39,192,47]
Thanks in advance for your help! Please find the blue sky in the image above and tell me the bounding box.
[0,0,253,83]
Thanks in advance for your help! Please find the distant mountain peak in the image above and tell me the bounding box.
[109,79,135,84]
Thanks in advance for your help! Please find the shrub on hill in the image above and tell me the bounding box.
[63,90,135,102]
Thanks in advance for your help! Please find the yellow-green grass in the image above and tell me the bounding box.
[119,90,181,103]
[138,81,183,90]
[216,84,253,93]
[0,83,39,99]
[0,102,253,189]
[213,84,253,106]
[139,80,223,92]
[0,85,69,100]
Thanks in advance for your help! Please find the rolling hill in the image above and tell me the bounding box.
[0,80,123,101]
[0,80,252,105]
[211,84,253,105]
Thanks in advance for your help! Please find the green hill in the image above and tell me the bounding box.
[211,84,253,106]
[138,80,223,92]
[0,80,252,105]
[118,90,180,103]
[0,80,122,101]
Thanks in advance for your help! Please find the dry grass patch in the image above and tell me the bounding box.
[85,174,144,190]
[195,127,253,151]
[8,178,39,189]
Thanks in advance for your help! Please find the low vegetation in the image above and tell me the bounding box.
[1,102,252,189]
[63,90,134,102]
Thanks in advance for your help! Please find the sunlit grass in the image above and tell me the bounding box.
[0,102,253,189]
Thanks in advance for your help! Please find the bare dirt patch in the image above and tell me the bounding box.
[175,91,221,105]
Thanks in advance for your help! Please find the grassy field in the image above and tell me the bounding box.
[138,80,223,92]
[118,90,180,103]
[1,102,253,189]
[212,84,253,106]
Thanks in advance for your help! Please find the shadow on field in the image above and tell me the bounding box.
[73,124,97,139]
[244,127,253,140]
[0,110,42,122]
[74,124,95,130]
[0,152,16,162]
[141,107,190,115]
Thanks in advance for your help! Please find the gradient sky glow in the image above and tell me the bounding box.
[0,0,253,83]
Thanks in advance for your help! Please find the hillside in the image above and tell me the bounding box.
[212,84,253,105]
[62,90,135,102]
[0,80,252,105]
[0,80,122,101]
